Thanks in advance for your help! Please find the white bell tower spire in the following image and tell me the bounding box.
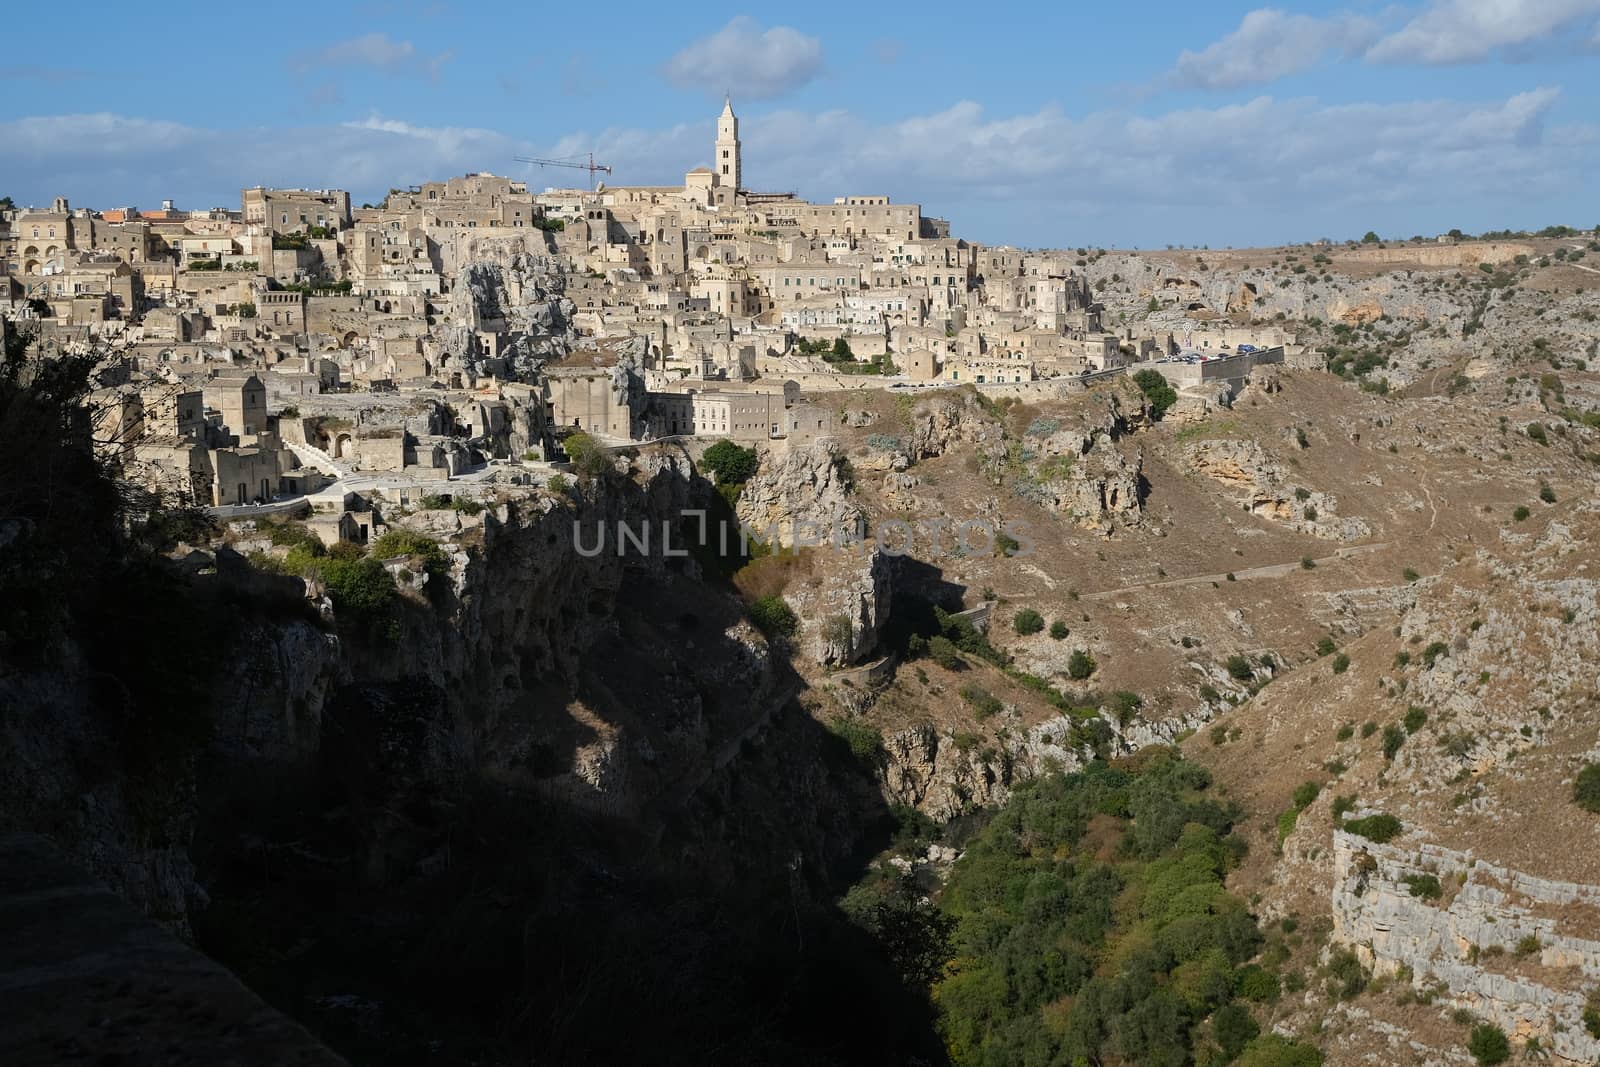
[715,95,741,192]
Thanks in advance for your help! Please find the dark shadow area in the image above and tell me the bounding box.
[190,540,947,1066]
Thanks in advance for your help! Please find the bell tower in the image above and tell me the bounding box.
[715,95,741,192]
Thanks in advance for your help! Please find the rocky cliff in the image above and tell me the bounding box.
[1332,831,1600,1065]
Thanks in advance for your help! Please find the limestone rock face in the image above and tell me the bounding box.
[1331,831,1600,1065]
[881,724,1016,820]
[780,546,893,667]
[880,698,1214,821]
[215,618,345,762]
[1009,390,1148,534]
[906,392,1005,460]
[1185,437,1370,540]
[443,250,577,381]
[735,439,864,545]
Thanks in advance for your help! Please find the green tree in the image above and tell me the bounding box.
[748,595,797,638]
[1213,1002,1260,1060]
[1361,231,1381,244]
[1012,608,1044,635]
[562,431,611,480]
[1132,368,1178,417]
[1573,763,1600,813]
[1467,1023,1510,1066]
[928,635,963,670]
[1049,619,1069,640]
[1067,648,1096,679]
[830,336,854,362]
[701,439,759,484]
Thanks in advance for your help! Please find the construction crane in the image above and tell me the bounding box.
[512,153,612,191]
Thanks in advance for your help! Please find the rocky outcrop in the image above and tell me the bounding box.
[736,439,864,545]
[780,547,893,667]
[1332,831,1600,1065]
[442,248,577,380]
[1185,437,1370,540]
[1009,392,1148,533]
[881,699,1214,820]
[905,392,1005,460]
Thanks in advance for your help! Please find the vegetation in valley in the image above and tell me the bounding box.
[846,751,1322,1066]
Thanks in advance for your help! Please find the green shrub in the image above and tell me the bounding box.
[1212,1002,1260,1060]
[1301,556,1317,570]
[1467,1023,1510,1066]
[1583,993,1600,1038]
[1525,423,1548,446]
[1012,608,1044,635]
[1513,506,1531,522]
[1336,724,1355,742]
[1382,724,1406,760]
[1575,763,1600,813]
[960,685,1004,721]
[1344,813,1402,843]
[827,716,884,764]
[1402,567,1420,582]
[1361,721,1378,738]
[1539,484,1556,504]
[1236,1034,1323,1067]
[1331,795,1356,819]
[1225,654,1254,682]
[1049,619,1069,640]
[928,635,963,670]
[1332,653,1351,674]
[1108,690,1142,725]
[1403,873,1442,900]
[1235,964,1280,1002]
[1324,947,1368,999]
[1422,641,1450,668]
[369,529,448,575]
[1315,635,1337,657]
[1403,706,1428,733]
[563,431,612,480]
[748,595,798,638]
[1277,807,1301,845]
[1514,935,1541,958]
[1291,781,1321,809]
[1066,648,1096,680]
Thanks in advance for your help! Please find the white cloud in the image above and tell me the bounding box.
[289,32,453,81]
[660,17,822,99]
[1366,0,1600,64]
[1169,9,1381,89]
[1,89,1592,244]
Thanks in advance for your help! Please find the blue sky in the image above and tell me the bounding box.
[3,0,1598,247]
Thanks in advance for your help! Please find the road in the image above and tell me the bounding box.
[1079,541,1390,602]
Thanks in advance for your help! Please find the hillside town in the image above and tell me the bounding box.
[0,98,1289,523]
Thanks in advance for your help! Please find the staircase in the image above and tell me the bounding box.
[287,441,351,479]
